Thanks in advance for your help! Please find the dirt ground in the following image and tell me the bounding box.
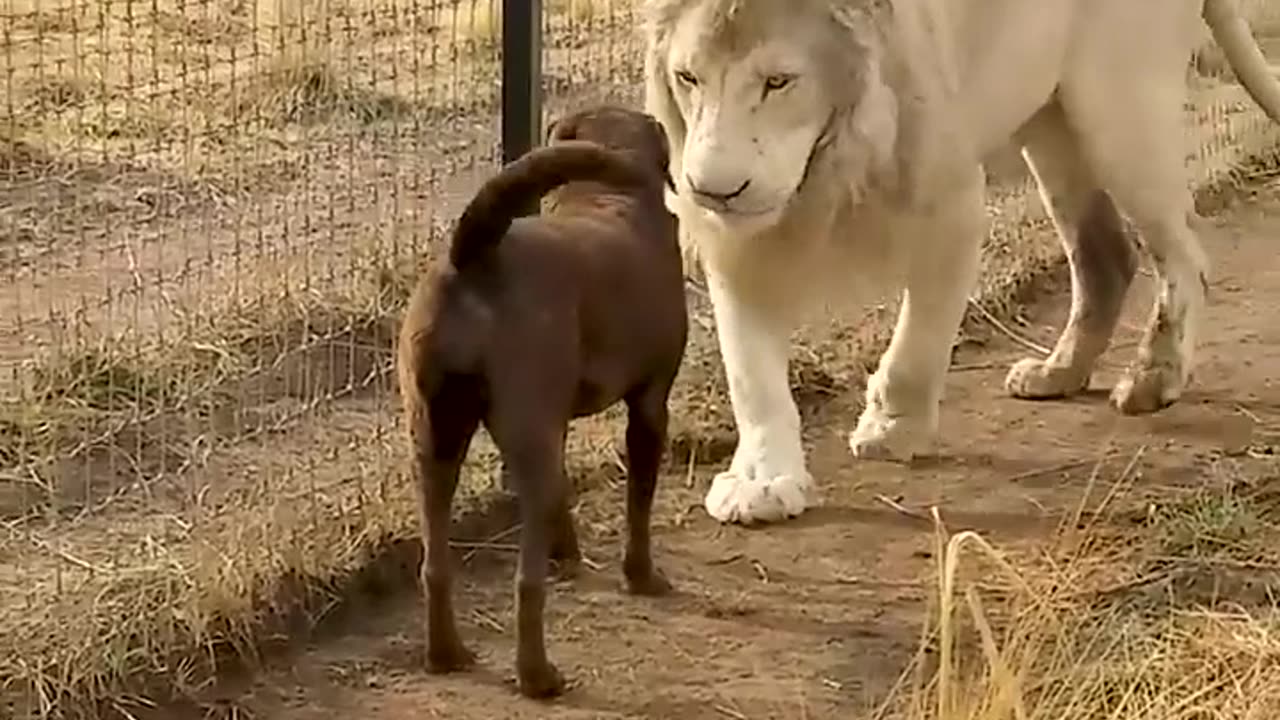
[121,179,1279,719]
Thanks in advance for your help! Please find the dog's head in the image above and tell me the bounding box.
[545,105,677,194]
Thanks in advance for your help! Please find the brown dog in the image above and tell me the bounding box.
[396,105,686,699]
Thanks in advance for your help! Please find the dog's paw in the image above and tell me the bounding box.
[426,641,476,675]
[550,543,582,582]
[704,467,812,525]
[848,405,935,463]
[517,660,566,699]
[551,557,581,582]
[624,566,673,596]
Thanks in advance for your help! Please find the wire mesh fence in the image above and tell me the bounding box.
[0,0,1278,717]
[1,0,644,714]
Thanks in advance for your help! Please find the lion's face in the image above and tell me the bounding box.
[649,1,866,236]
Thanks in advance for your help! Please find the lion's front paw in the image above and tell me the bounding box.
[848,406,934,463]
[704,465,812,525]
[1110,363,1185,415]
[1004,357,1090,400]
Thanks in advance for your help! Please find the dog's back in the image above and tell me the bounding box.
[398,107,682,410]
[447,139,663,270]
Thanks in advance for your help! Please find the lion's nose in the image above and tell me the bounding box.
[687,175,750,203]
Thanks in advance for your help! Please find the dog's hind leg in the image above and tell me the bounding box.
[488,408,571,699]
[622,380,675,597]
[410,380,482,675]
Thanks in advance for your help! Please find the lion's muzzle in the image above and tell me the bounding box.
[686,175,751,210]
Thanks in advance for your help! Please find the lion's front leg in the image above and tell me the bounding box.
[702,270,813,525]
[850,172,985,463]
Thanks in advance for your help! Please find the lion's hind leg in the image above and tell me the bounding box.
[1103,190,1207,415]
[1005,103,1139,400]
[1059,31,1208,414]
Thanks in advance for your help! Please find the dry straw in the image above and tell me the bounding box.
[876,447,1280,720]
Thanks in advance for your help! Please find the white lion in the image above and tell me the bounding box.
[642,0,1280,524]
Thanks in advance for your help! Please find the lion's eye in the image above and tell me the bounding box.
[674,69,699,87]
[763,74,793,94]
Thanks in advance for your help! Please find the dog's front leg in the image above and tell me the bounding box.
[623,383,675,594]
[702,269,813,525]
[849,168,985,462]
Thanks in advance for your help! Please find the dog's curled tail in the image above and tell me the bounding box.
[448,140,654,269]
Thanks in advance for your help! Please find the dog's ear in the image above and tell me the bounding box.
[546,114,577,144]
[647,115,677,194]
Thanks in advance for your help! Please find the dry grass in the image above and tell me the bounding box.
[881,453,1280,720]
[2,0,746,715]
[0,264,410,717]
[2,0,624,175]
[0,2,1279,719]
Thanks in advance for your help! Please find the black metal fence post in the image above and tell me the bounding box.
[501,0,542,168]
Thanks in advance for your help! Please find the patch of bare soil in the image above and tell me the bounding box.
[136,184,1280,719]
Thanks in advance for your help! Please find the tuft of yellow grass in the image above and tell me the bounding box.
[878,459,1280,720]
